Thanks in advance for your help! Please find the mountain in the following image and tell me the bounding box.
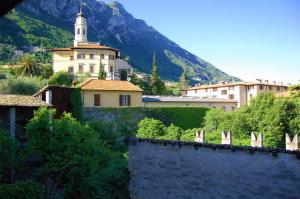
[0,0,240,83]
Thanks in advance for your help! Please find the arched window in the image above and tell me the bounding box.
[83,29,85,35]
[77,28,80,35]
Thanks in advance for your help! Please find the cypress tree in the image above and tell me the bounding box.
[98,60,106,80]
[180,69,189,90]
[150,51,164,95]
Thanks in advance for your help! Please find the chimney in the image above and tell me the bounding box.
[256,79,262,83]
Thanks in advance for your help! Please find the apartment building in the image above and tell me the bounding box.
[184,79,289,107]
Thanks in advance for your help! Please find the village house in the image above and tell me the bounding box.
[51,5,131,80]
[142,96,237,111]
[184,79,289,107]
[0,95,49,141]
[80,79,143,108]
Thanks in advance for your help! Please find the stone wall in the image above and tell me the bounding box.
[129,139,300,199]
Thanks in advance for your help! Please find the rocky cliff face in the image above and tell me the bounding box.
[17,0,239,82]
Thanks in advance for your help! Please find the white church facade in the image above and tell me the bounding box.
[51,5,131,80]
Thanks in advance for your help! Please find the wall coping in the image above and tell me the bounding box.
[128,138,300,159]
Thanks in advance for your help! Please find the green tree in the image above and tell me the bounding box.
[48,71,72,86]
[180,69,189,90]
[137,118,166,138]
[98,61,106,80]
[0,76,47,95]
[160,124,182,140]
[40,63,53,79]
[119,69,128,81]
[129,73,151,94]
[0,130,16,183]
[25,108,111,198]
[17,53,42,77]
[150,52,165,95]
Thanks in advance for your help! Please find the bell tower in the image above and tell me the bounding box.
[74,3,88,46]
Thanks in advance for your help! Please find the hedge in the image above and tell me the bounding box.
[84,107,209,131]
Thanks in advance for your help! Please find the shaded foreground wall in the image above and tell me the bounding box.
[129,139,300,199]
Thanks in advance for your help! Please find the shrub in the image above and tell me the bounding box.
[48,71,72,86]
[0,180,44,199]
[160,124,182,140]
[0,76,47,95]
[136,118,166,138]
[180,128,199,142]
[26,108,111,198]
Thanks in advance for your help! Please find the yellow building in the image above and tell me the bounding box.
[81,79,143,108]
[51,5,131,80]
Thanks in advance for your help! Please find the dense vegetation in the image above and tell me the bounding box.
[136,93,300,148]
[0,108,130,199]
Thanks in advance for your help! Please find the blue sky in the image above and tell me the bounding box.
[104,0,300,84]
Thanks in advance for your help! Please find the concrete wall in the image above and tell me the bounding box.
[82,90,143,108]
[129,139,300,199]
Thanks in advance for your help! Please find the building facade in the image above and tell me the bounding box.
[142,96,237,111]
[51,6,131,80]
[184,80,288,107]
[81,79,143,108]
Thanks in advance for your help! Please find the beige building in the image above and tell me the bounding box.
[142,96,237,111]
[184,79,288,107]
[81,79,143,108]
[51,6,131,80]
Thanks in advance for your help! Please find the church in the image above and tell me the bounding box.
[51,5,131,80]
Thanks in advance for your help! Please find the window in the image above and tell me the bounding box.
[77,28,80,35]
[77,53,85,59]
[269,86,273,90]
[277,87,280,91]
[195,90,197,93]
[229,94,235,99]
[78,64,84,73]
[231,106,236,111]
[119,95,131,106]
[228,86,234,90]
[110,66,113,73]
[109,55,115,60]
[259,85,264,90]
[89,64,95,73]
[70,56,74,61]
[83,29,85,35]
[213,88,218,92]
[221,90,227,95]
[205,88,208,93]
[90,54,94,59]
[248,85,254,90]
[68,66,74,74]
[94,94,100,107]
[100,54,105,59]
